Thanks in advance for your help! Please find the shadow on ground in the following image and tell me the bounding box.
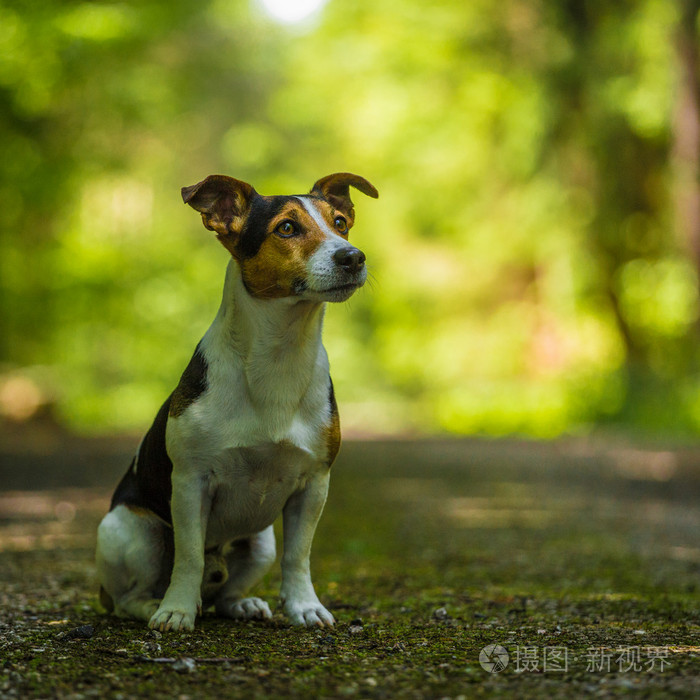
[0,425,698,698]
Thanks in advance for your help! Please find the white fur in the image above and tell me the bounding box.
[96,505,167,621]
[295,196,336,238]
[98,259,339,632]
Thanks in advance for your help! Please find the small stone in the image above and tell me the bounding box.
[58,625,95,641]
[348,625,363,635]
[432,607,449,621]
[172,657,196,674]
[149,629,162,640]
[141,641,162,655]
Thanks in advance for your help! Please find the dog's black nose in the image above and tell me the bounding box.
[333,247,366,274]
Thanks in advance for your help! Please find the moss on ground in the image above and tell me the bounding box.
[0,438,698,698]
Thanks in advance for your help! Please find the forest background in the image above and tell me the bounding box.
[3,0,700,440]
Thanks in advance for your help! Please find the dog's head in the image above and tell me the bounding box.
[181,173,378,302]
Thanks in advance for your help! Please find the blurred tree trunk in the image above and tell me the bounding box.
[556,1,649,364]
[674,0,700,270]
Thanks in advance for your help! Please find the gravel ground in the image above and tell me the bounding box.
[0,427,698,698]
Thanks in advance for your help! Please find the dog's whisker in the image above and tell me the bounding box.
[366,269,380,289]
[248,282,278,295]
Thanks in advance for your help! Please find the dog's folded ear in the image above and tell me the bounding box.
[311,173,378,221]
[181,175,255,237]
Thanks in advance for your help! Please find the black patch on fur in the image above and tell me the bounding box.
[236,195,295,259]
[170,343,208,418]
[110,397,174,524]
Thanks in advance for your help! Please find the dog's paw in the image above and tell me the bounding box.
[284,600,335,628]
[148,605,197,632]
[217,596,272,621]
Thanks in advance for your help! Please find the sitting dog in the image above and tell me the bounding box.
[96,172,378,631]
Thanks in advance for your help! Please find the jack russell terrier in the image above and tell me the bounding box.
[96,172,378,631]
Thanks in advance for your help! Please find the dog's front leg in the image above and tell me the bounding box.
[280,470,334,628]
[149,469,210,632]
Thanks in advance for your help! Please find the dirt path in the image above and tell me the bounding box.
[0,431,698,697]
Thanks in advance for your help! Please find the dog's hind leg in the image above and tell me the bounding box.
[96,505,172,621]
[214,525,276,620]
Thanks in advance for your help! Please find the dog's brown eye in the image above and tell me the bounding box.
[276,220,297,237]
[334,217,348,234]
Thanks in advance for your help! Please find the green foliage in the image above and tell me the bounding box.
[1,0,699,436]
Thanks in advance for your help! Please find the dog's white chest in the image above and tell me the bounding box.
[204,440,319,547]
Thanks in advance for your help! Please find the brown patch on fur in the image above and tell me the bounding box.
[125,503,172,527]
[125,504,155,518]
[313,197,355,230]
[311,172,378,222]
[216,232,239,258]
[181,175,254,237]
[202,549,229,604]
[99,585,114,613]
[239,200,332,298]
[324,379,341,468]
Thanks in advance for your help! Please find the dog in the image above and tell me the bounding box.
[95,172,378,631]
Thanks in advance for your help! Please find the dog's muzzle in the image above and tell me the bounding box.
[303,243,368,302]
